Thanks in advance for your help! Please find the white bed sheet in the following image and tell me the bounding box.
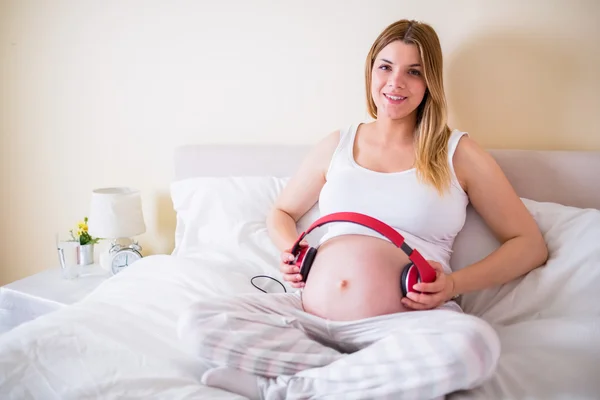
[0,254,266,400]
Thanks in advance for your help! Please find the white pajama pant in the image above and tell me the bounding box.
[177,291,500,400]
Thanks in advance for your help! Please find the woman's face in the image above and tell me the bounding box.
[371,40,427,121]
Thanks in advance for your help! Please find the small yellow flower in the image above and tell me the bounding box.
[68,216,100,245]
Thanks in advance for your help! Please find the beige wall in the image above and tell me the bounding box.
[1,0,599,285]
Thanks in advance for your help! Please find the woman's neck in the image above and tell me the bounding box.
[373,113,417,146]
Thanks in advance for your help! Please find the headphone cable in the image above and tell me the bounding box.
[250,275,288,293]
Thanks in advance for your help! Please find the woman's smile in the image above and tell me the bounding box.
[383,93,407,105]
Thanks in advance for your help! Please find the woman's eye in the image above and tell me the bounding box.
[378,64,391,71]
[409,69,421,76]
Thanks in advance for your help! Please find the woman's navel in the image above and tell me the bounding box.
[338,279,349,290]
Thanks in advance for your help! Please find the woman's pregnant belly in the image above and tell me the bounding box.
[300,234,413,321]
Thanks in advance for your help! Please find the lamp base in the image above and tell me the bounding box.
[99,248,112,272]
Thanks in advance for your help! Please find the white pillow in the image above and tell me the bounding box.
[451,198,600,325]
[170,176,321,285]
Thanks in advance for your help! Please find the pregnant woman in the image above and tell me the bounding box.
[177,19,548,400]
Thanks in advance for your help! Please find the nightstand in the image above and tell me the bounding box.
[0,265,112,334]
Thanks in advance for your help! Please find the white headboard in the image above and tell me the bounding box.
[174,145,600,210]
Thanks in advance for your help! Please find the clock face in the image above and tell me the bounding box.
[111,249,142,275]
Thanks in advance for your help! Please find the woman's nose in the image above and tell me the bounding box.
[388,71,406,89]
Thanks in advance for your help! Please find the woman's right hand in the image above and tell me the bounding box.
[279,240,308,288]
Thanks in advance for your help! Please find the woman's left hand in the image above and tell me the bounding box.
[401,260,456,310]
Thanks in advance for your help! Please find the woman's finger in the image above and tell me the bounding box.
[282,273,299,283]
[282,273,303,282]
[405,291,428,304]
[409,291,445,309]
[279,263,300,273]
[281,252,295,262]
[405,291,440,307]
[401,297,428,310]
[413,278,445,293]
[427,260,445,273]
[280,263,300,274]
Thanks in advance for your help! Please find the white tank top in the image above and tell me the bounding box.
[318,123,470,274]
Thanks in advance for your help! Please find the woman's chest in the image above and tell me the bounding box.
[318,169,468,241]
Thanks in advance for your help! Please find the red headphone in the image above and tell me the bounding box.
[288,212,437,296]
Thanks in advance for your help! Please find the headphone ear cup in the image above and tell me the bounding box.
[299,247,317,282]
[293,246,308,267]
[400,262,420,296]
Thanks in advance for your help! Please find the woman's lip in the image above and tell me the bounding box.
[384,93,407,104]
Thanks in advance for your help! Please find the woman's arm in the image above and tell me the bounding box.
[403,136,548,309]
[448,136,549,297]
[266,130,340,252]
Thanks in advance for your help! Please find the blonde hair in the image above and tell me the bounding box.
[365,19,452,195]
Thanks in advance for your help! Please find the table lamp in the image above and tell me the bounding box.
[88,187,146,273]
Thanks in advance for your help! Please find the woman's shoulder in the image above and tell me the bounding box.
[313,128,341,155]
[307,122,365,178]
[447,128,469,149]
[298,128,342,180]
[452,131,491,165]
[452,130,501,192]
[311,122,363,155]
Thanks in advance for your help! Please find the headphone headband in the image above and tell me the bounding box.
[291,212,436,283]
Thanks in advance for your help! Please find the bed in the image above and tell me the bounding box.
[0,144,599,399]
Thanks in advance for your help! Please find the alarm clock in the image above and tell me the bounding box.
[109,242,143,275]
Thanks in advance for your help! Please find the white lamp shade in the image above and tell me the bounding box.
[88,187,146,239]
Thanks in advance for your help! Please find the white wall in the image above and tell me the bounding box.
[1,0,599,284]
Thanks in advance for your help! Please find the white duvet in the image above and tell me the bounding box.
[0,177,599,399]
[0,254,266,400]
